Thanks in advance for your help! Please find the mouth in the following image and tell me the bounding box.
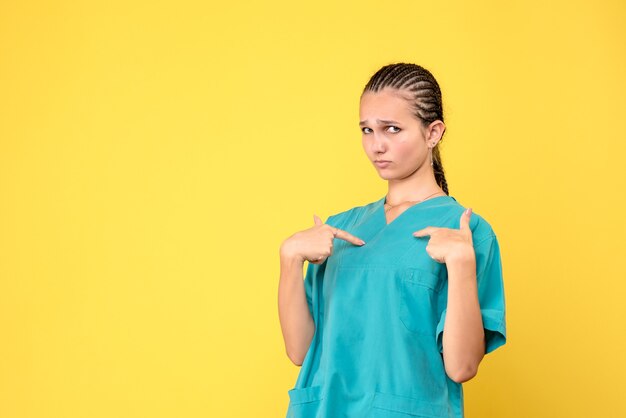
[375,160,391,163]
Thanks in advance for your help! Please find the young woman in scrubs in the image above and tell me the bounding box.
[278,62,507,418]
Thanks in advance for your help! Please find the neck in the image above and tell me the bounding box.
[385,165,443,204]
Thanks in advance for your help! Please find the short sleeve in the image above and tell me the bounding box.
[436,233,507,355]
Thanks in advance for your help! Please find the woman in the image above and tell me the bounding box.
[278,62,507,418]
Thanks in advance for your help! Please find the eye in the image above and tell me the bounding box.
[361,126,400,134]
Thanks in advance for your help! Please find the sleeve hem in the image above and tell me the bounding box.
[435,308,506,354]
[482,309,507,354]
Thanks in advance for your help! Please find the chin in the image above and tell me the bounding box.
[376,172,394,180]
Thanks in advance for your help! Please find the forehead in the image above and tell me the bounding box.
[359,88,413,120]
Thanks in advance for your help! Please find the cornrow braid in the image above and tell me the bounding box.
[362,63,449,195]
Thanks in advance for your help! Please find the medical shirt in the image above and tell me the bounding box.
[286,195,507,418]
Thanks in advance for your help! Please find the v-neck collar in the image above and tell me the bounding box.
[376,194,454,228]
[339,194,457,255]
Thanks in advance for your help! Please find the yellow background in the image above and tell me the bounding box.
[1,1,625,417]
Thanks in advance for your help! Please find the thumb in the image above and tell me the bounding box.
[459,207,472,232]
[313,214,324,226]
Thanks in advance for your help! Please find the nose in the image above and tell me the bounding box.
[371,132,387,153]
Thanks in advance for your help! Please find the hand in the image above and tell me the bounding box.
[412,208,474,264]
[280,214,366,265]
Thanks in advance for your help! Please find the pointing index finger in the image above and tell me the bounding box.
[333,227,366,246]
[413,226,438,237]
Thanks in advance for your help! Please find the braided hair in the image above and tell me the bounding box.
[362,63,449,195]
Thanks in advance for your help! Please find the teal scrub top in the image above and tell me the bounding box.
[286,195,507,418]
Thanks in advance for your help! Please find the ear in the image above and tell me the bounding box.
[427,120,446,143]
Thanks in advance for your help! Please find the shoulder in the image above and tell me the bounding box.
[445,196,497,244]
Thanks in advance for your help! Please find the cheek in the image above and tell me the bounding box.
[395,141,425,166]
[394,139,418,156]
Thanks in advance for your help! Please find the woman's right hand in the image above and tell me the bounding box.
[280,214,366,265]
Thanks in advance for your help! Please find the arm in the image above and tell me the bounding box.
[277,243,315,366]
[441,249,486,383]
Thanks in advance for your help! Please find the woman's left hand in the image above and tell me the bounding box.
[412,208,475,264]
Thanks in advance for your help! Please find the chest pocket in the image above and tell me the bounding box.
[398,268,444,337]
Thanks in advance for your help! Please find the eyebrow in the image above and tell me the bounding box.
[359,119,401,126]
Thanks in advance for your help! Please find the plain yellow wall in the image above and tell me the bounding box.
[1,1,625,417]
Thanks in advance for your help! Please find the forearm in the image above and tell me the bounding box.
[441,252,485,383]
[277,246,315,366]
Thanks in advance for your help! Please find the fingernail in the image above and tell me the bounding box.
[359,240,366,245]
[465,208,472,215]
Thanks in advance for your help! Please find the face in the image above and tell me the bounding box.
[359,88,438,180]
